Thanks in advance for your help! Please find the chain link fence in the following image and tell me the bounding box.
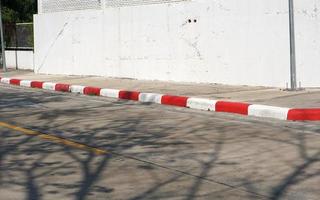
[4,23,34,50]
[104,0,188,7]
[2,23,34,70]
[40,0,188,13]
[42,0,101,13]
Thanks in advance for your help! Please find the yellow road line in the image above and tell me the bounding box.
[0,121,108,155]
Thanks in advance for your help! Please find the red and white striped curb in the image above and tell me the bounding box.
[1,77,320,121]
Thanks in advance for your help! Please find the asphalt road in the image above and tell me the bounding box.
[0,84,319,200]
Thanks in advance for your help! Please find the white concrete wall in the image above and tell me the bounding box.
[295,0,320,87]
[5,50,34,70]
[34,0,301,87]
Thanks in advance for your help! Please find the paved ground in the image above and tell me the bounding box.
[0,83,320,200]
[2,70,320,108]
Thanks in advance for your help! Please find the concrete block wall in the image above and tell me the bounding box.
[33,0,320,87]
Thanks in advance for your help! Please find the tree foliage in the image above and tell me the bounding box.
[1,0,37,23]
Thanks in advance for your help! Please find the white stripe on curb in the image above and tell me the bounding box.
[42,82,57,91]
[70,85,85,94]
[20,80,32,87]
[187,98,217,111]
[248,105,290,120]
[139,93,163,104]
[0,78,10,84]
[100,89,120,98]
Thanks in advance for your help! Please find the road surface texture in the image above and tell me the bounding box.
[0,84,319,200]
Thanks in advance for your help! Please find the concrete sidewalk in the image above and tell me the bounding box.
[1,69,320,108]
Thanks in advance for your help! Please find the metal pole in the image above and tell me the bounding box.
[14,23,18,70]
[0,2,7,72]
[288,0,297,90]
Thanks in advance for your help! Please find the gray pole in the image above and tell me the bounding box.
[0,2,6,72]
[288,0,297,90]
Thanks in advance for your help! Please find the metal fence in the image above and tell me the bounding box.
[104,0,189,7]
[4,23,34,50]
[40,0,188,13]
[42,0,101,13]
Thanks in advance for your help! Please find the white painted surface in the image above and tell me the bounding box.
[0,78,10,84]
[5,50,34,70]
[187,98,216,111]
[100,88,120,98]
[33,0,319,87]
[20,80,32,87]
[294,1,320,87]
[139,93,163,104]
[70,85,85,94]
[42,82,57,90]
[248,105,290,120]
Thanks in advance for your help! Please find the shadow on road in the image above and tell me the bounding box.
[0,86,319,200]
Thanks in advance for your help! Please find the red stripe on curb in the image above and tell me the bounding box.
[119,91,140,101]
[216,101,250,115]
[31,81,44,89]
[161,95,188,107]
[10,79,21,85]
[287,109,320,121]
[55,83,70,92]
[83,87,101,96]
